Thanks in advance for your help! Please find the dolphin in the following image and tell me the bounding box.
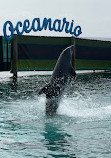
[39,45,76,116]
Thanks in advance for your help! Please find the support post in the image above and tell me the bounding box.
[71,36,76,70]
[12,34,18,81]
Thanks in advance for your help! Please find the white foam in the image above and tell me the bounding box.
[58,97,111,121]
[0,70,106,82]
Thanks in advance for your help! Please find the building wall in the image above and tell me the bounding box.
[75,38,111,70]
[1,35,111,71]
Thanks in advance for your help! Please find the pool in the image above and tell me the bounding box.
[0,71,111,158]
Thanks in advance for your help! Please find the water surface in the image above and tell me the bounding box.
[0,72,111,158]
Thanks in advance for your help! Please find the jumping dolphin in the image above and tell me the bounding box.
[39,45,76,116]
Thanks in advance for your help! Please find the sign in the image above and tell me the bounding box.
[3,17,82,41]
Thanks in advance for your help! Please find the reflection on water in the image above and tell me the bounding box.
[0,72,111,158]
[44,120,76,158]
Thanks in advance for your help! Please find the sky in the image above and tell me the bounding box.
[0,0,111,39]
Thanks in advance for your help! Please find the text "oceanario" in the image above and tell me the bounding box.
[3,17,82,40]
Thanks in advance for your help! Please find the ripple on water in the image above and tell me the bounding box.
[0,72,111,158]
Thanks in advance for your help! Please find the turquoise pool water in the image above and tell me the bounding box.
[0,72,111,158]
